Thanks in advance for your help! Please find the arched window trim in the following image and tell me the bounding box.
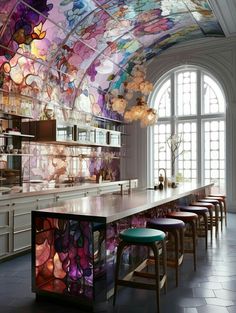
[148,65,226,188]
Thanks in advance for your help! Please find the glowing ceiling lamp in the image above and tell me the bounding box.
[111,95,127,114]
[111,64,157,127]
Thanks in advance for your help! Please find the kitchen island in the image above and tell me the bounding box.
[0,179,138,261]
[32,182,213,311]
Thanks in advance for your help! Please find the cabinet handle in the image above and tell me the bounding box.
[12,203,15,206]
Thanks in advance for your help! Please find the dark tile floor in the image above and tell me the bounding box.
[0,214,236,313]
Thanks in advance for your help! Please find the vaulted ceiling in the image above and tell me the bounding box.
[0,0,233,119]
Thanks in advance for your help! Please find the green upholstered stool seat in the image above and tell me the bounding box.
[120,228,165,243]
[113,227,167,313]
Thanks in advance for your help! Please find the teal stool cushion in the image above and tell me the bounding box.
[120,227,165,243]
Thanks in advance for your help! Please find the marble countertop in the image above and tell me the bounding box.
[37,182,213,223]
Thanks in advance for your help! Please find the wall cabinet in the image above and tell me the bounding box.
[0,111,34,188]
[22,118,122,148]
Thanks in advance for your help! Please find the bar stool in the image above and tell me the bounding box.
[198,198,222,233]
[191,201,216,239]
[208,194,227,226]
[113,228,167,313]
[146,218,185,287]
[207,195,226,228]
[166,211,198,271]
[177,205,208,249]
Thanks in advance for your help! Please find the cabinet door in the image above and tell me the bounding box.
[12,196,37,252]
[55,190,87,201]
[98,184,121,195]
[95,129,107,145]
[108,130,121,147]
[36,194,55,210]
[0,203,12,258]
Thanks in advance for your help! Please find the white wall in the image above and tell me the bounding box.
[123,37,236,212]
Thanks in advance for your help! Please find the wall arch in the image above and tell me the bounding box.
[125,39,236,212]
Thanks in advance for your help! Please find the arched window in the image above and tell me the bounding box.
[149,66,226,189]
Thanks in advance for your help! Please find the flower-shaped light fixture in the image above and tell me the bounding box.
[111,64,157,127]
[140,108,157,128]
[125,97,148,121]
[111,95,127,114]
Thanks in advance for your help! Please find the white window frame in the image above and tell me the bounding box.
[148,65,226,188]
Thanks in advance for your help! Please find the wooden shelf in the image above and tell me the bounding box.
[93,115,124,124]
[0,111,33,120]
[28,139,120,148]
[0,153,33,157]
[0,133,35,138]
[33,153,120,159]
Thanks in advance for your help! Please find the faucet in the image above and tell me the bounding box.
[159,168,167,188]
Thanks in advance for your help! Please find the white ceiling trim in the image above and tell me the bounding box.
[209,0,236,37]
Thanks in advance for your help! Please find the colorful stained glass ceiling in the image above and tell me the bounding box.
[0,0,224,119]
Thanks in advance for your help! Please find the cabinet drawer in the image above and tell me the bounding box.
[11,196,37,210]
[0,232,10,257]
[13,228,31,251]
[0,200,11,208]
[0,210,10,228]
[36,195,55,209]
[56,191,86,200]
[14,212,31,230]
[99,185,120,194]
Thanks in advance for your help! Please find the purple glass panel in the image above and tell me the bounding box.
[35,216,93,299]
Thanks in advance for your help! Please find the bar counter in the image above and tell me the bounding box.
[32,182,213,311]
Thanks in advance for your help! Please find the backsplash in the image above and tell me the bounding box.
[22,143,120,183]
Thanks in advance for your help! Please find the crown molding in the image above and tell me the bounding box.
[209,0,236,37]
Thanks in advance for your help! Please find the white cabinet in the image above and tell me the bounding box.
[0,201,12,257]
[0,194,55,258]
[12,197,36,252]
[0,179,138,260]
[55,190,87,201]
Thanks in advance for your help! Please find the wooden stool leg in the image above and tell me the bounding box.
[162,239,167,294]
[202,212,208,249]
[219,202,223,231]
[190,220,197,271]
[215,204,219,238]
[208,207,213,242]
[151,243,161,313]
[113,241,126,306]
[223,199,227,226]
[173,230,180,287]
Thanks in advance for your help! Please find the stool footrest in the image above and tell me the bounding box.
[167,255,183,267]
[117,279,157,290]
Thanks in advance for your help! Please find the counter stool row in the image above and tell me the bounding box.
[113,193,226,313]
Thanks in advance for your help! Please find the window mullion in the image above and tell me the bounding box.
[171,72,176,135]
[197,69,202,184]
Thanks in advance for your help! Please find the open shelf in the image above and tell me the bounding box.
[0,153,33,157]
[0,111,33,120]
[0,133,35,138]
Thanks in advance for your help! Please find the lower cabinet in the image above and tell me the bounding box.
[0,203,12,258]
[0,180,138,260]
[0,232,11,258]
[0,195,55,260]
[13,228,31,252]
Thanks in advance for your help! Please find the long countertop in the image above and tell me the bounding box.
[37,182,213,223]
[0,179,138,201]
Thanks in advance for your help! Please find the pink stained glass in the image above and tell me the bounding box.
[0,0,224,109]
[35,217,93,299]
[36,238,51,267]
